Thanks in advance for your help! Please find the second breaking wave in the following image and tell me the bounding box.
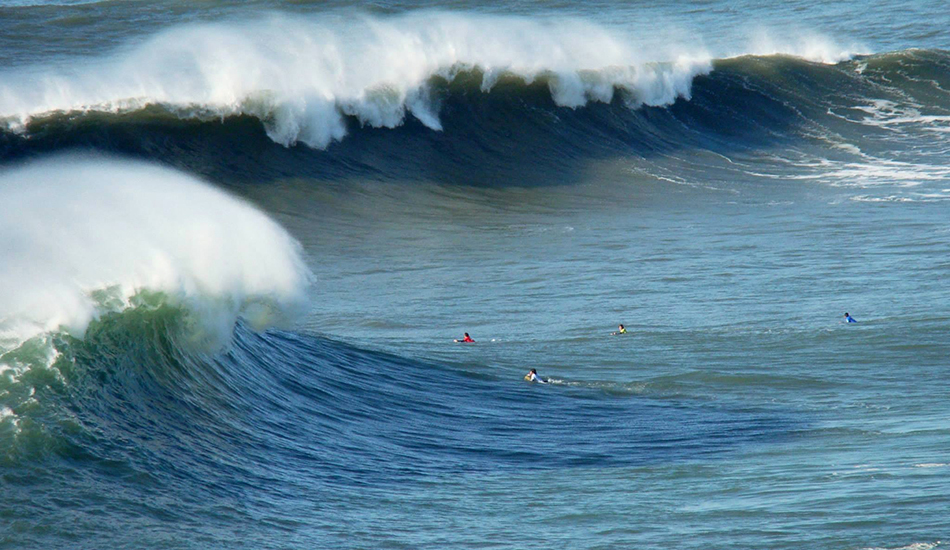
[2,46,948,186]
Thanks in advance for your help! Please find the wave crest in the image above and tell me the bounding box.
[0,156,312,350]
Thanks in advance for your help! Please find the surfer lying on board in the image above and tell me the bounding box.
[612,324,626,335]
[844,313,857,323]
[455,332,475,343]
[524,369,545,383]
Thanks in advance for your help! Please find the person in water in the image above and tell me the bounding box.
[524,369,545,383]
[844,313,857,323]
[455,332,475,343]
[612,324,627,335]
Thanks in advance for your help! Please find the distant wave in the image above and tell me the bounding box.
[0,12,872,149]
[0,156,312,350]
[3,48,948,187]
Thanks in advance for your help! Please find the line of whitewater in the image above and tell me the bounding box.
[0,12,857,149]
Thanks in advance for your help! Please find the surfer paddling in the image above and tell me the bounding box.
[455,332,475,343]
[524,369,545,383]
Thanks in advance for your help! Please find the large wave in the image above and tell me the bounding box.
[5,49,948,188]
[0,15,946,190]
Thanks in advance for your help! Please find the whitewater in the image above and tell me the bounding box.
[1,2,950,549]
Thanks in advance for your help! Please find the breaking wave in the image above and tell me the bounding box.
[0,16,944,188]
[0,12,872,151]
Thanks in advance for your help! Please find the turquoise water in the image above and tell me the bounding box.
[1,1,949,549]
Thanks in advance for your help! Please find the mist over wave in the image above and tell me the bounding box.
[0,156,312,350]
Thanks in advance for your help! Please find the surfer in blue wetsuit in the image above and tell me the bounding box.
[524,369,545,383]
[844,312,857,323]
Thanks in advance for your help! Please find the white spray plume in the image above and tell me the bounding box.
[0,156,312,350]
[741,27,866,64]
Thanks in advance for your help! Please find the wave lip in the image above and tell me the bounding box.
[0,155,312,350]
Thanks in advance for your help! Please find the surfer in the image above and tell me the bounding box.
[612,324,627,335]
[455,332,475,343]
[524,369,545,383]
[844,313,857,323]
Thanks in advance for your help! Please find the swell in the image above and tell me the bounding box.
[3,50,948,187]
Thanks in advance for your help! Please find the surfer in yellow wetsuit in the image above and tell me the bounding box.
[524,369,545,383]
[612,324,626,335]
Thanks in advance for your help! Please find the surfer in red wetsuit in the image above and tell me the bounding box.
[455,332,475,343]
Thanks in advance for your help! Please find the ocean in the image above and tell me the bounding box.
[1,1,949,549]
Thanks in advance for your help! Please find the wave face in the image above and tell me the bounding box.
[0,156,319,544]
